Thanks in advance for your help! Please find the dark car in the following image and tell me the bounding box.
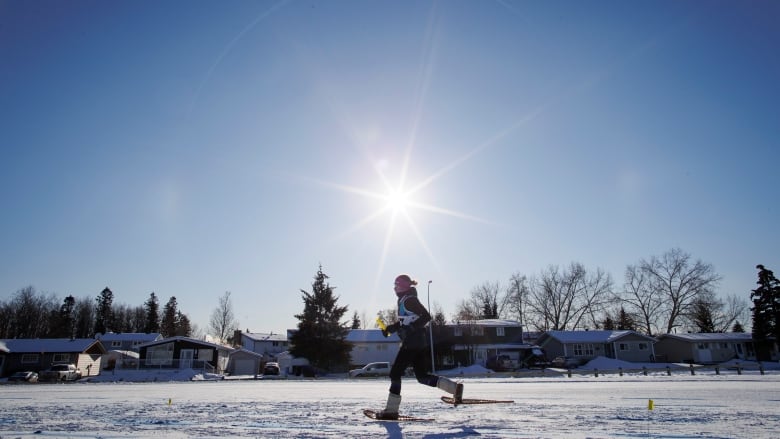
[263,362,280,375]
[8,371,38,382]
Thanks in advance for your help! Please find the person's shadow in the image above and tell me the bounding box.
[379,422,480,438]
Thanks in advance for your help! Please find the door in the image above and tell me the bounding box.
[180,349,194,369]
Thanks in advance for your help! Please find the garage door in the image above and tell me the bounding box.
[234,359,257,375]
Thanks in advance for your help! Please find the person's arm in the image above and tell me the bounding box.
[403,296,432,328]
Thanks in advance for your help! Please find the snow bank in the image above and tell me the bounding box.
[85,369,225,383]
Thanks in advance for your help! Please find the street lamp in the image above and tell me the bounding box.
[427,280,435,374]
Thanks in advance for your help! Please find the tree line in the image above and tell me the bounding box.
[0,286,194,339]
[453,248,754,337]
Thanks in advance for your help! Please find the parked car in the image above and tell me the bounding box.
[8,371,38,382]
[263,362,280,375]
[39,364,82,382]
[349,362,391,378]
[551,356,581,369]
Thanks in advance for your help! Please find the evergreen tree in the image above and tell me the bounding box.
[602,315,615,330]
[691,297,717,332]
[617,307,637,331]
[732,321,745,333]
[351,311,361,329]
[144,292,160,333]
[47,295,76,338]
[175,311,192,337]
[482,298,498,319]
[161,296,178,337]
[94,287,114,335]
[289,265,351,372]
[751,264,780,360]
[74,297,94,338]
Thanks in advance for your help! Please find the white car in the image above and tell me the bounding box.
[349,362,391,378]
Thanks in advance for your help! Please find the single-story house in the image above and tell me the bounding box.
[138,336,232,373]
[0,338,107,378]
[346,329,401,367]
[653,332,776,364]
[537,330,657,365]
[96,332,162,352]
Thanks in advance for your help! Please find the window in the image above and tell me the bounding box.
[573,344,594,356]
[132,341,143,347]
[454,327,463,337]
[21,354,39,364]
[619,343,629,351]
[697,343,709,350]
[496,327,505,336]
[53,354,70,363]
[471,326,484,336]
[112,341,122,347]
[638,343,648,351]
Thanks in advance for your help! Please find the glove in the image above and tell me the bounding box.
[383,322,400,337]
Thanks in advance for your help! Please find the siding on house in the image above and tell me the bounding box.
[538,330,656,364]
[138,337,232,373]
[96,333,162,352]
[346,329,400,367]
[0,338,106,377]
[654,333,764,364]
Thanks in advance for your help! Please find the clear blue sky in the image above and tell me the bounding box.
[1,0,778,334]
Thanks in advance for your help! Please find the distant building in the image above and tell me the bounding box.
[345,329,401,367]
[0,338,106,378]
[654,333,776,364]
[96,332,162,352]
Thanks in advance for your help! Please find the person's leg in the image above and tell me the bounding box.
[377,349,413,419]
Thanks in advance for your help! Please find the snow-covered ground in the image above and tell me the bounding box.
[1,360,779,438]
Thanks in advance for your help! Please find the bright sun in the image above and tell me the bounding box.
[384,189,409,213]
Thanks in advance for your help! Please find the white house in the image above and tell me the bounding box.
[236,331,289,360]
[346,329,401,367]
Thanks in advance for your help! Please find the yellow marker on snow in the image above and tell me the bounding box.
[168,398,172,406]
[648,399,654,410]
[376,316,387,331]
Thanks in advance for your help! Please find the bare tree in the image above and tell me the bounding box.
[619,264,665,335]
[209,291,239,344]
[639,248,721,334]
[456,281,508,320]
[505,273,530,330]
[525,263,612,331]
[684,291,749,333]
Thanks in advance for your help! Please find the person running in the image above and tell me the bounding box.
[375,274,463,420]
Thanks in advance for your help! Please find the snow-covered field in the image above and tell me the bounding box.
[2,367,779,438]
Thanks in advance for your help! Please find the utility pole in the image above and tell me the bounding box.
[427,280,435,373]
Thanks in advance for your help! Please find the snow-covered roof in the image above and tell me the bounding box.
[448,319,521,327]
[345,329,400,343]
[229,348,265,358]
[657,332,753,342]
[242,332,288,342]
[138,336,234,351]
[0,338,106,354]
[106,349,140,359]
[96,332,162,342]
[543,330,655,343]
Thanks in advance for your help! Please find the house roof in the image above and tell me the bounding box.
[229,348,265,358]
[242,332,288,342]
[542,330,655,343]
[448,319,522,327]
[97,332,162,342]
[138,336,234,351]
[345,329,400,343]
[0,338,107,354]
[657,333,753,342]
